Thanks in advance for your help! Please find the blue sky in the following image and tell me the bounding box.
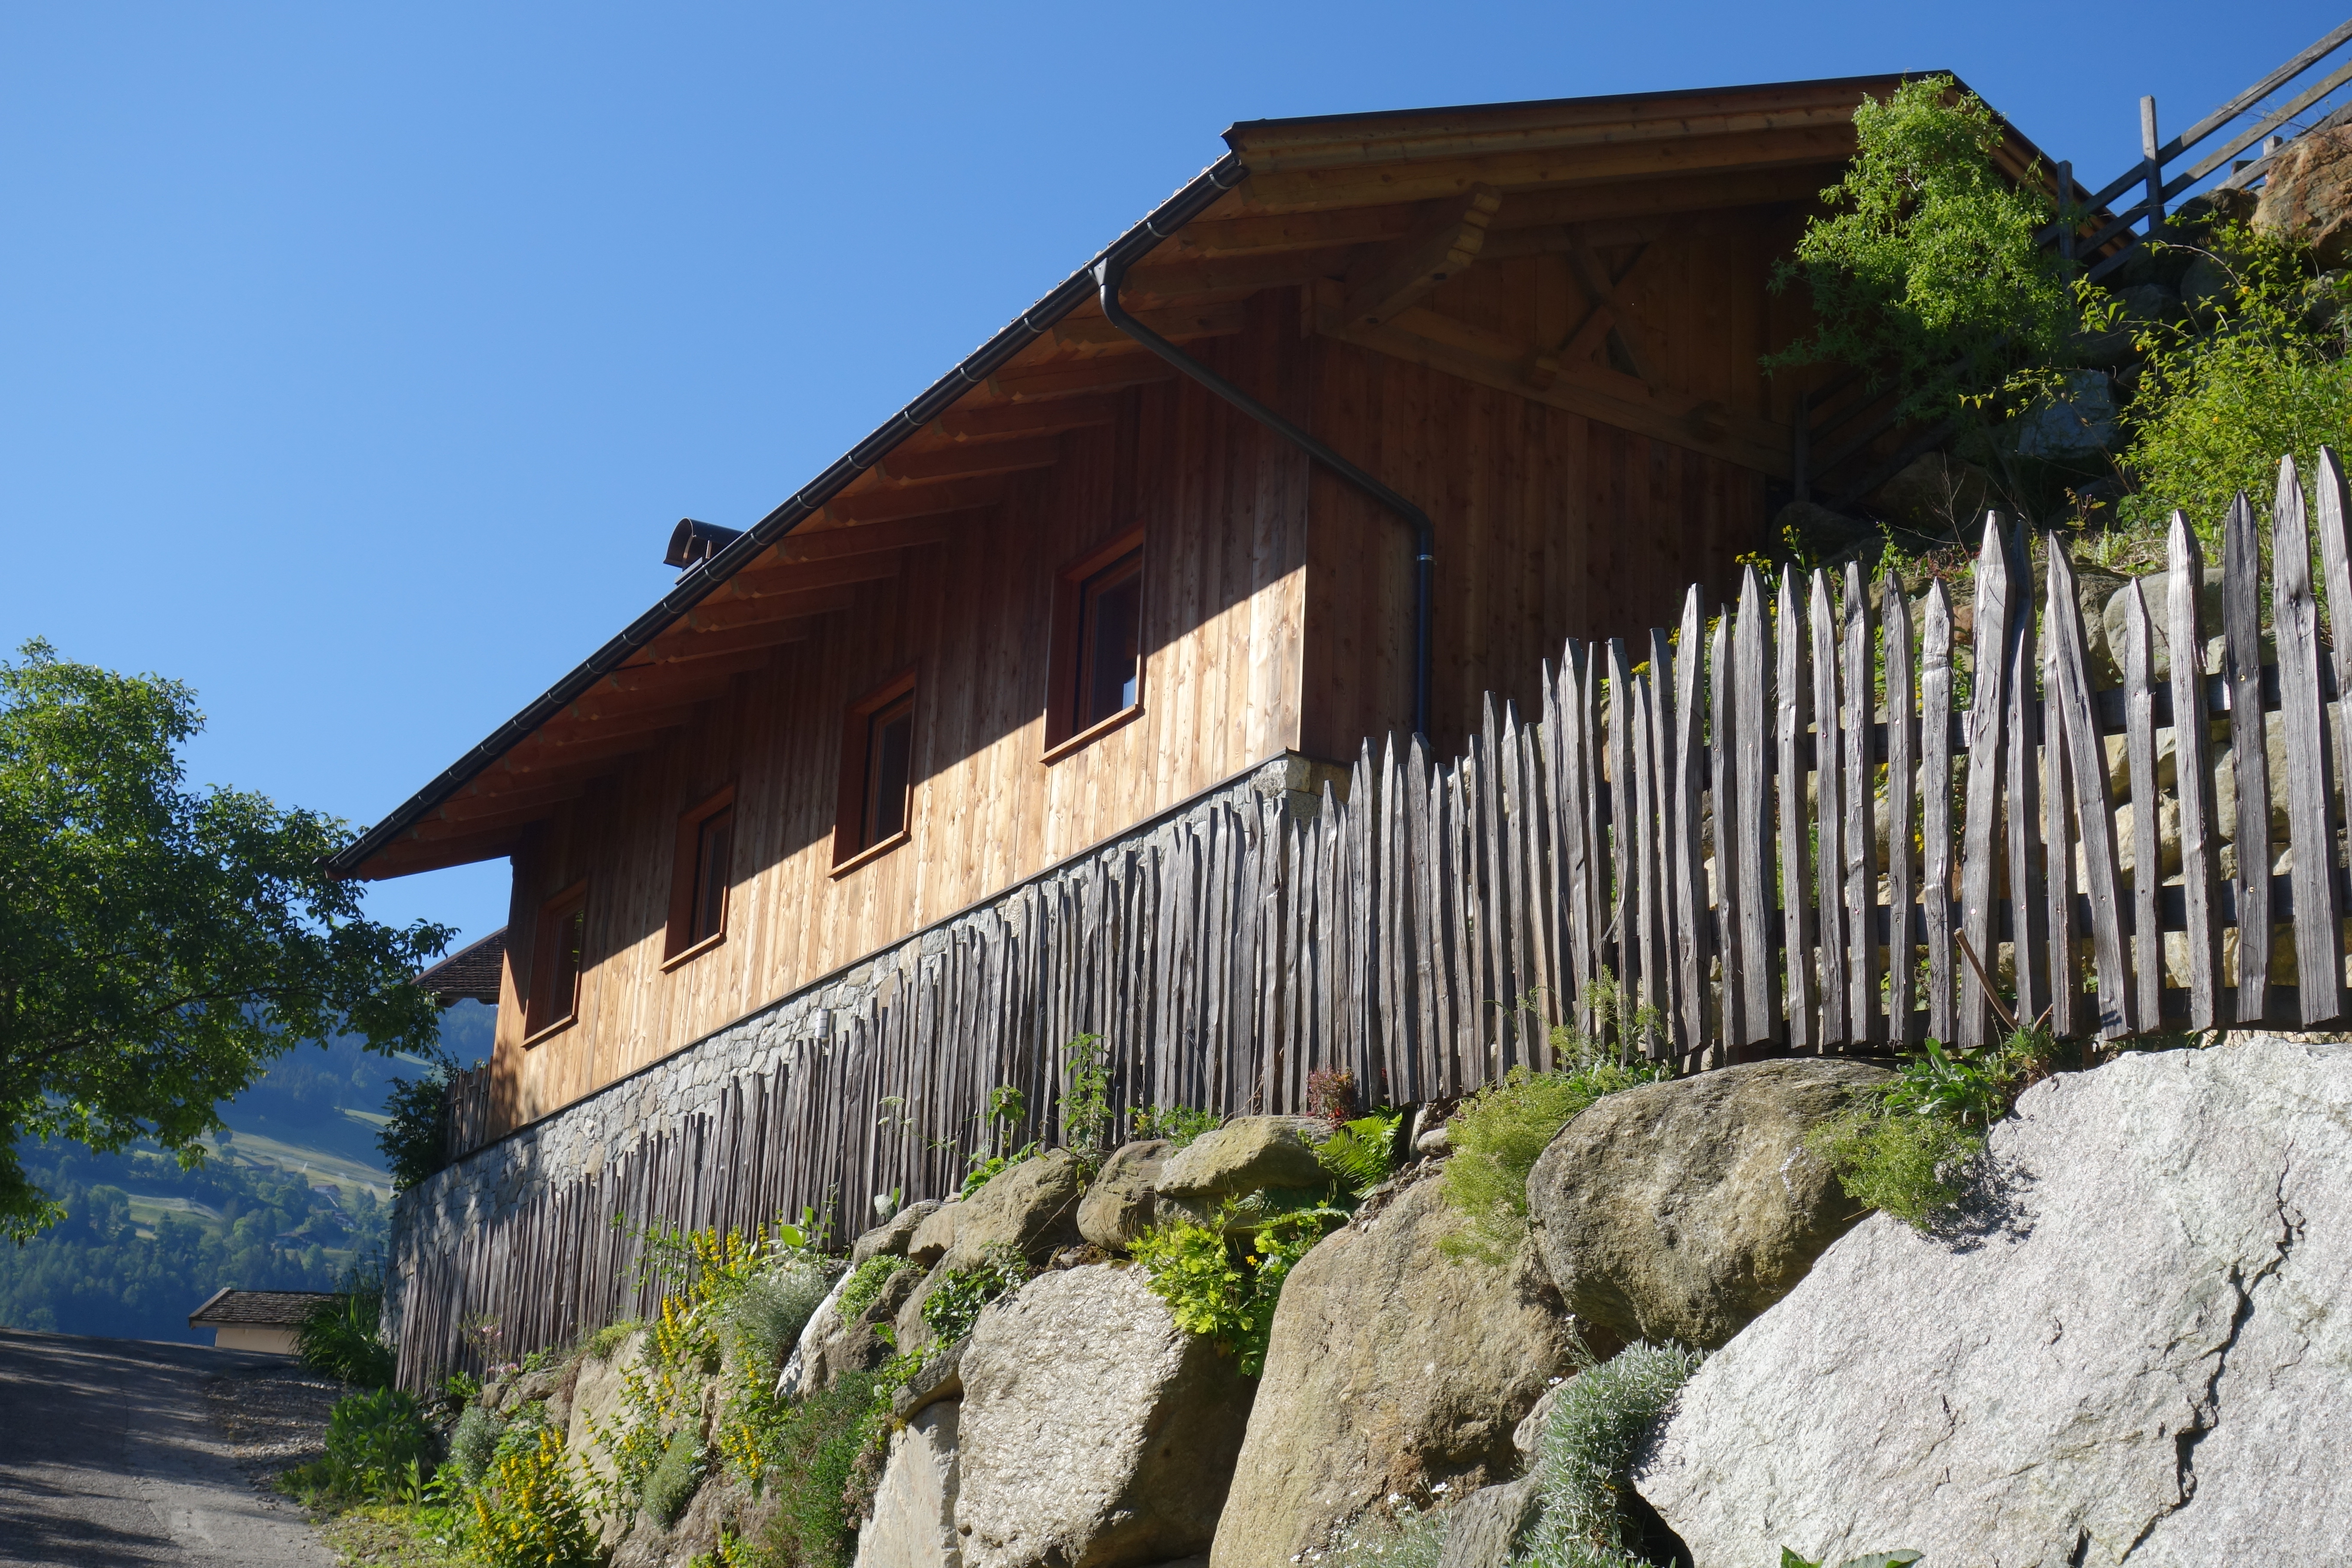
[3,3,2342,954]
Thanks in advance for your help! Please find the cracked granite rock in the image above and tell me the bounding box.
[1636,1035,2352,1567]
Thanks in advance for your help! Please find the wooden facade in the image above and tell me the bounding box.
[350,76,2056,1138]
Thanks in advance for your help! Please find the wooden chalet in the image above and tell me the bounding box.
[337,75,2055,1139]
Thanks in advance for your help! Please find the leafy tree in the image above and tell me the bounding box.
[0,640,450,1239]
[1766,75,2089,435]
[378,1047,457,1193]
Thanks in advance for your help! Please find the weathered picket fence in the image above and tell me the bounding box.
[393,451,2352,1391]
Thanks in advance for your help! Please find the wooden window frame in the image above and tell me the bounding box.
[522,881,589,1046]
[662,784,737,970]
[832,668,919,876]
[1042,527,1147,763]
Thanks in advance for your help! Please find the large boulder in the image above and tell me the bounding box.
[1156,1118,1327,1203]
[1079,1139,1170,1249]
[954,1263,1255,1568]
[1210,1177,1585,1568]
[2255,125,2352,266]
[939,1149,1088,1272]
[1528,1058,1886,1350]
[855,1199,944,1267]
[799,1258,923,1394]
[858,1400,963,1568]
[1638,1037,2352,1566]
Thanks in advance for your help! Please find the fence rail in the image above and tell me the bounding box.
[397,451,2352,1391]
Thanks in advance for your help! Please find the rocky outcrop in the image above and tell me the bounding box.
[855,1200,944,1266]
[938,1150,1088,1272]
[955,1263,1255,1568]
[1156,1118,1327,1204]
[910,1196,965,1265]
[798,1258,923,1393]
[1079,1139,1170,1249]
[1528,1058,1886,1349]
[858,1401,964,1568]
[2255,125,2352,266]
[1210,1176,1585,1568]
[1433,1477,1542,1568]
[1638,1037,2352,1566]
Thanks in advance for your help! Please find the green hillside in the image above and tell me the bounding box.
[0,1001,495,1344]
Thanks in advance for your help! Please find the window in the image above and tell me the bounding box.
[1044,529,1146,757]
[664,787,735,966]
[833,671,918,872]
[1076,551,1144,728]
[526,883,588,1041]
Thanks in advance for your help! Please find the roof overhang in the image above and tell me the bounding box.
[337,73,2066,882]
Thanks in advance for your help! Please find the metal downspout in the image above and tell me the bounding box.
[1092,254,1436,742]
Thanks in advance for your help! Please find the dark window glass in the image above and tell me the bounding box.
[862,694,915,850]
[1076,551,1143,729]
[539,899,585,1031]
[690,808,733,944]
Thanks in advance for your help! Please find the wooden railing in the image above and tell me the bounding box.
[392,451,2352,1390]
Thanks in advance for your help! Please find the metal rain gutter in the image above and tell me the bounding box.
[333,154,1250,877]
[1093,251,1435,740]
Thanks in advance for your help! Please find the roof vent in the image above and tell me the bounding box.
[665,518,743,571]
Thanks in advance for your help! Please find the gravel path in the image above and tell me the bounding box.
[0,1327,337,1566]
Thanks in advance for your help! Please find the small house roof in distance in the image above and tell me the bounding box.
[416,927,508,1004]
[187,1288,345,1329]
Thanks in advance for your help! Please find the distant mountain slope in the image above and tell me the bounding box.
[0,1001,495,1343]
[215,1000,494,1169]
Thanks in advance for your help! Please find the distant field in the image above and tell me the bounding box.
[207,1131,392,1204]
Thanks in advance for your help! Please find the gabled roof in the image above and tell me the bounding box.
[416,928,508,1004]
[188,1288,343,1328]
[337,73,2055,885]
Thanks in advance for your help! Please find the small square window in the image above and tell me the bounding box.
[665,787,735,965]
[833,671,919,873]
[526,884,588,1041]
[1044,529,1146,758]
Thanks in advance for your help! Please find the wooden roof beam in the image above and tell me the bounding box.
[1341,184,1500,327]
[983,356,1179,403]
[1118,246,1357,306]
[935,399,1118,443]
[772,516,960,564]
[1234,125,1856,215]
[717,551,903,601]
[429,779,590,826]
[634,616,817,665]
[357,827,527,880]
[878,436,1060,485]
[1049,300,1245,354]
[1490,165,1838,230]
[684,585,860,633]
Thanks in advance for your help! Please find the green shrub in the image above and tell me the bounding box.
[1807,1109,1981,1228]
[379,1051,457,1194]
[1314,1112,1400,1195]
[641,1426,706,1528]
[1782,1551,1924,1568]
[740,1369,884,1568]
[1321,1499,1450,1568]
[447,1403,504,1486]
[1131,1104,1223,1148]
[1764,74,2082,433]
[1806,1027,2057,1229]
[470,1424,599,1568]
[320,1386,436,1499]
[2118,224,2352,533]
[720,1258,837,1370]
[1061,1033,1113,1158]
[585,1320,639,1362]
[1130,1199,1346,1376]
[1526,1343,1705,1568]
[921,1243,1032,1346]
[835,1254,916,1323]
[297,1284,397,1388]
[958,1143,1037,1199]
[1439,1055,1667,1265]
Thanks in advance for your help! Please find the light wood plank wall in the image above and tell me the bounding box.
[490,301,1313,1130]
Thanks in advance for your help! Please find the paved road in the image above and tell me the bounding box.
[0,1329,333,1567]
